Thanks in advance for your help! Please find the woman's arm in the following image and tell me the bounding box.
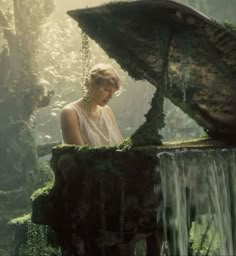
[105,106,123,140]
[60,106,85,145]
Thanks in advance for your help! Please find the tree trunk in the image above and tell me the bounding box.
[0,0,54,254]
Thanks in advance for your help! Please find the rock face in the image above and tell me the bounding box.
[67,0,236,142]
[32,145,162,256]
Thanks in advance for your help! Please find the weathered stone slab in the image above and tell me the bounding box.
[32,145,162,255]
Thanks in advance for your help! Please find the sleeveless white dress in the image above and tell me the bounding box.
[71,103,123,147]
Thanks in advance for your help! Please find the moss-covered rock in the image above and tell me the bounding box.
[8,213,61,256]
[31,140,236,256]
[32,144,163,255]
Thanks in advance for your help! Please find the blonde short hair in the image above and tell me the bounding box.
[86,64,122,95]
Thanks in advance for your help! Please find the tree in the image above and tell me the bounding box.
[0,0,54,254]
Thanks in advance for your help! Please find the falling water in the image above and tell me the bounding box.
[157,148,236,256]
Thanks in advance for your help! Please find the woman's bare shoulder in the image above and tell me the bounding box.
[61,103,77,120]
[62,99,83,111]
[62,103,74,111]
[60,102,84,145]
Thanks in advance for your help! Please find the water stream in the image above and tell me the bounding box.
[157,148,236,256]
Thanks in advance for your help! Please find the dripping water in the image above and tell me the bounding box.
[157,148,236,256]
[81,32,91,95]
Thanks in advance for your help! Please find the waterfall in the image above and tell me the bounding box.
[157,148,236,256]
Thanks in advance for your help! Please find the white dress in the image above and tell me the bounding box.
[71,103,123,147]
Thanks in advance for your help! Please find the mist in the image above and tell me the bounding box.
[0,0,236,255]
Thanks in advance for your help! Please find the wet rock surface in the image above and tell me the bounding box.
[32,141,236,255]
[32,145,162,255]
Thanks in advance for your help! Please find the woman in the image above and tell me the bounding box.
[60,63,123,146]
[61,64,160,254]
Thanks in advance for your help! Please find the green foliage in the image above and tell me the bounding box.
[161,99,205,141]
[37,164,55,187]
[19,223,62,256]
[9,214,61,256]
[190,217,220,256]
[222,21,236,33]
[134,240,146,256]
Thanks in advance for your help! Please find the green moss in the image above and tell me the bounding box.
[9,214,31,226]
[163,137,210,146]
[222,21,236,33]
[53,143,119,153]
[31,182,53,202]
[117,137,132,151]
[162,137,231,149]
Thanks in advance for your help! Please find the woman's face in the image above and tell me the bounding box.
[92,82,119,106]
